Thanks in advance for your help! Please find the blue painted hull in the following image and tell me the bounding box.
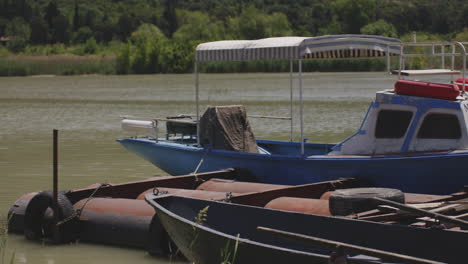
[118,138,468,194]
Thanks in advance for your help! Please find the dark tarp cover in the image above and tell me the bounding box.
[199,105,259,153]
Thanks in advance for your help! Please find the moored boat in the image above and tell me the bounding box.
[145,194,468,264]
[118,35,468,194]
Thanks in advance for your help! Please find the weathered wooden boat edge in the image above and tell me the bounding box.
[146,194,468,264]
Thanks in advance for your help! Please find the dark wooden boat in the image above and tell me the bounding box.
[146,195,466,264]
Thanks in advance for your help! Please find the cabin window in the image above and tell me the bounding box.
[417,113,461,139]
[375,110,413,138]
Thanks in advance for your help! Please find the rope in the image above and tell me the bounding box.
[192,147,211,182]
[56,183,111,226]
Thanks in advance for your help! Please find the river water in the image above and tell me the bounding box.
[0,72,443,263]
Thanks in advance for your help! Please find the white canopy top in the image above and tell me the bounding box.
[195,35,401,62]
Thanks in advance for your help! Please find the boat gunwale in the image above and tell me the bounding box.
[118,138,468,161]
[145,194,335,259]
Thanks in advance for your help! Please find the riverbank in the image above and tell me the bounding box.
[0,54,116,76]
[0,54,390,77]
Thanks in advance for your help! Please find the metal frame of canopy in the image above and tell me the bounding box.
[193,35,402,155]
[393,41,468,93]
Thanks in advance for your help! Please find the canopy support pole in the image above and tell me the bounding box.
[299,59,304,156]
[386,47,390,73]
[195,62,200,147]
[398,45,404,80]
[289,59,294,142]
[441,45,445,69]
[454,42,467,94]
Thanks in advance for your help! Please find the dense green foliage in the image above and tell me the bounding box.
[1,0,468,75]
[0,54,115,76]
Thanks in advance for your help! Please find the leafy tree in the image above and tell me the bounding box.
[173,10,224,42]
[159,40,193,73]
[308,1,333,35]
[5,16,30,52]
[51,14,71,43]
[147,40,163,73]
[73,0,80,31]
[83,9,98,30]
[0,17,8,36]
[116,42,132,74]
[319,19,342,35]
[117,14,139,41]
[30,16,49,44]
[333,0,376,34]
[235,6,268,39]
[44,1,60,29]
[455,28,468,42]
[95,14,114,43]
[162,0,178,37]
[74,26,93,44]
[130,24,167,73]
[266,12,292,37]
[375,0,417,34]
[361,19,398,38]
[2,0,32,21]
[130,23,166,44]
[132,39,150,73]
[229,6,292,39]
[83,37,97,54]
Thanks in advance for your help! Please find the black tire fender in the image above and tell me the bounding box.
[23,190,78,243]
[329,188,405,216]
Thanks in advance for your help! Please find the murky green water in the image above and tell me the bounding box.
[0,72,449,263]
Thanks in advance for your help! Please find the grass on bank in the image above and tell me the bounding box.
[0,54,116,76]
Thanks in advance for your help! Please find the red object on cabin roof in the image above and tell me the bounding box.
[455,77,468,91]
[394,80,460,100]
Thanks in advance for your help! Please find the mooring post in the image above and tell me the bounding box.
[53,129,59,242]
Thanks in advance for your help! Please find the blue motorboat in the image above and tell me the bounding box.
[118,35,468,195]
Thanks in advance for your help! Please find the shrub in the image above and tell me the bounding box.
[84,37,98,54]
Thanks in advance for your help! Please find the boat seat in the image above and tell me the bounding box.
[166,115,197,137]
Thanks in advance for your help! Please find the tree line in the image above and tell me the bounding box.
[1,0,468,74]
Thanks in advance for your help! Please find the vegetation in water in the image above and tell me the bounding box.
[189,206,209,252]
[0,216,15,264]
[220,234,240,264]
[1,0,468,75]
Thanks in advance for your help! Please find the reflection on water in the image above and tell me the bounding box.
[0,72,453,263]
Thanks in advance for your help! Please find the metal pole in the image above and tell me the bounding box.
[386,46,390,73]
[195,62,200,146]
[289,59,293,142]
[452,44,456,71]
[398,45,403,80]
[52,129,59,242]
[441,45,445,69]
[454,42,467,94]
[299,59,304,156]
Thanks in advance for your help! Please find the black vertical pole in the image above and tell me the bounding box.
[53,129,59,242]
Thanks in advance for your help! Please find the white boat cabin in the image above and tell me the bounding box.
[330,79,468,155]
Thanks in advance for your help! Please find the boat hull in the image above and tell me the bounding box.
[118,138,468,194]
[147,195,468,264]
[149,196,377,264]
